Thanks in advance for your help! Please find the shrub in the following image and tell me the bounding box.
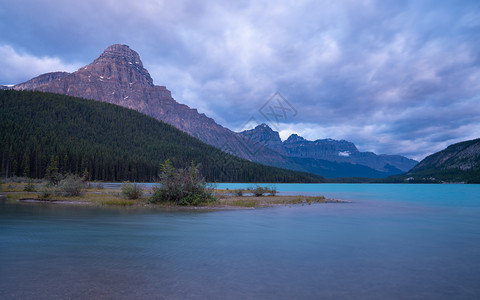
[266,186,277,196]
[38,184,57,199]
[23,179,36,192]
[121,182,143,200]
[253,186,266,197]
[149,160,215,206]
[58,174,85,197]
[234,189,243,196]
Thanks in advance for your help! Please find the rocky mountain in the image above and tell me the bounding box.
[240,124,288,156]
[239,123,417,176]
[14,44,417,179]
[282,133,417,172]
[13,44,279,162]
[397,138,480,183]
[283,134,359,159]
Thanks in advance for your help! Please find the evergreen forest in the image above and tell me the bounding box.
[0,90,326,183]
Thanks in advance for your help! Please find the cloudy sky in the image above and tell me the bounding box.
[1,0,480,160]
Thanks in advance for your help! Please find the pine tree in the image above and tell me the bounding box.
[45,156,60,185]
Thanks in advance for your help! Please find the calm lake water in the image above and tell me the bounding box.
[1,184,480,299]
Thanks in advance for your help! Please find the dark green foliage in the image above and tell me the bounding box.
[45,156,60,185]
[121,182,143,199]
[150,160,215,206]
[0,90,325,182]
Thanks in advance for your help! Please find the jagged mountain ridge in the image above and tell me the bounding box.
[283,134,416,172]
[283,134,359,159]
[239,123,417,174]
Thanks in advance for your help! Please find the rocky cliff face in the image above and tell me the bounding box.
[14,72,69,90]
[14,44,280,162]
[240,124,288,156]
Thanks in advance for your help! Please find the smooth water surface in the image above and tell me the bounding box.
[1,184,480,299]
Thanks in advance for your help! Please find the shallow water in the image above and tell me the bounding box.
[1,184,480,299]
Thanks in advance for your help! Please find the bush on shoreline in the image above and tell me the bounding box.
[121,182,143,200]
[59,174,85,197]
[234,189,243,196]
[149,160,215,206]
[251,185,277,197]
[37,174,86,198]
[23,179,36,192]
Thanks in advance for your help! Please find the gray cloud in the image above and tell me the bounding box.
[1,0,479,160]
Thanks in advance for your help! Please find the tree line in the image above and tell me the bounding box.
[0,90,325,183]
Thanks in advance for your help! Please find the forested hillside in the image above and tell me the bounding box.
[384,138,480,183]
[0,90,325,183]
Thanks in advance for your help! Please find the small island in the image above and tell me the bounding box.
[1,180,339,209]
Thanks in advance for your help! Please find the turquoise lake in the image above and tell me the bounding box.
[1,184,480,299]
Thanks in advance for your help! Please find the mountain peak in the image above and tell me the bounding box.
[84,44,154,86]
[239,123,274,135]
[285,134,306,143]
[257,123,273,131]
[239,123,287,156]
[98,44,142,64]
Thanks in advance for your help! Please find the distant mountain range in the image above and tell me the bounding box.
[12,44,417,178]
[391,138,480,183]
[240,123,417,178]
